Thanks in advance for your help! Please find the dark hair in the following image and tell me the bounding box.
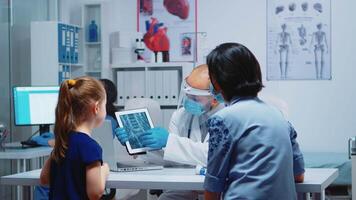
[207,42,263,101]
[53,76,106,162]
[100,79,118,120]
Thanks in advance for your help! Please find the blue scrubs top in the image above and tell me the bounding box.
[204,97,304,200]
[49,131,102,200]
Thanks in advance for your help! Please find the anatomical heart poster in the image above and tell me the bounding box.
[138,0,197,62]
[267,0,331,80]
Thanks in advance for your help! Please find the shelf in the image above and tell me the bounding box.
[85,42,101,45]
[59,63,84,67]
[111,62,193,69]
[71,63,84,67]
[86,70,101,73]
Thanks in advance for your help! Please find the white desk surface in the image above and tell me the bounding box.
[0,142,52,160]
[0,168,338,192]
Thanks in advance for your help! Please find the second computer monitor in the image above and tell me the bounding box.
[13,86,59,134]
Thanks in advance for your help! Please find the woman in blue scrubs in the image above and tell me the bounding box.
[204,43,305,200]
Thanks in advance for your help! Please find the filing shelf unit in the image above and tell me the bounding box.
[31,21,84,85]
[82,3,103,80]
[112,62,193,128]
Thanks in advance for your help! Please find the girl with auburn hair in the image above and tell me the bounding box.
[40,76,110,200]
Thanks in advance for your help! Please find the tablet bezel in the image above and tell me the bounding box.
[115,108,158,155]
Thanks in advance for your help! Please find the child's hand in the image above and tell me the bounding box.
[102,162,110,178]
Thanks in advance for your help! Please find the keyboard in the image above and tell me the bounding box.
[21,140,40,147]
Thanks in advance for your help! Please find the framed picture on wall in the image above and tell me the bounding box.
[266,0,332,80]
[137,0,197,62]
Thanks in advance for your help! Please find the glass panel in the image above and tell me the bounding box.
[0,1,10,124]
[10,0,57,142]
[0,1,11,199]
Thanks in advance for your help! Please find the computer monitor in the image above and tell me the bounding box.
[13,86,59,134]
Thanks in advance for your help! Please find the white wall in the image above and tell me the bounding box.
[198,0,356,153]
[61,0,356,152]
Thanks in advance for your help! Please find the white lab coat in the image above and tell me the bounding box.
[156,104,224,200]
[164,104,224,166]
[164,108,209,166]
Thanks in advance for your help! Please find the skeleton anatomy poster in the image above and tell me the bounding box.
[267,0,331,80]
[138,0,197,62]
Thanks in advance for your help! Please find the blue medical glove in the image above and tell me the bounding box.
[31,132,54,146]
[139,127,169,149]
[114,127,129,146]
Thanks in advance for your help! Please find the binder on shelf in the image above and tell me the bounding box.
[58,64,64,84]
[162,70,171,105]
[74,27,80,63]
[58,23,67,63]
[131,70,145,99]
[146,70,156,101]
[65,25,71,63]
[117,71,125,106]
[154,70,164,104]
[68,25,75,63]
[65,65,71,79]
[169,70,179,105]
[123,71,132,103]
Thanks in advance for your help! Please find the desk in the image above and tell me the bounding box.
[1,168,338,200]
[0,142,52,199]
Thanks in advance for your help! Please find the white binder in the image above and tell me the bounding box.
[169,70,179,105]
[117,71,125,106]
[154,70,164,104]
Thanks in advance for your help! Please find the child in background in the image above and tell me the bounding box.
[40,77,110,200]
[100,78,119,133]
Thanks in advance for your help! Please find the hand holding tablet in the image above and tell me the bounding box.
[115,108,163,155]
[139,127,169,149]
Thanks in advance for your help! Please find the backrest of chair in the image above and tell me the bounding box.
[124,98,163,127]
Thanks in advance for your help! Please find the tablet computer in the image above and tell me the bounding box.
[115,108,159,155]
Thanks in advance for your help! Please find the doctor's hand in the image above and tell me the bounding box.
[31,132,54,146]
[114,128,129,146]
[139,127,169,149]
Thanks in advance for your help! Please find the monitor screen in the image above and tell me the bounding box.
[13,86,59,126]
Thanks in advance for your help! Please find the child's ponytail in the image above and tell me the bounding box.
[52,80,75,162]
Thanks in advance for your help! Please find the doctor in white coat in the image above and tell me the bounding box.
[115,64,224,200]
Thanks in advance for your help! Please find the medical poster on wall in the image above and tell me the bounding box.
[138,0,197,62]
[267,0,331,80]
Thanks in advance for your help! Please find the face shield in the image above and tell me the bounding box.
[177,79,214,116]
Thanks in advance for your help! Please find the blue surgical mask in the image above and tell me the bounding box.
[183,98,205,116]
[209,83,225,104]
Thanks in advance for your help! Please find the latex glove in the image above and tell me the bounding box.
[139,127,169,149]
[31,132,54,146]
[114,127,129,146]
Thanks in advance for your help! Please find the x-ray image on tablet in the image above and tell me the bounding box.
[115,108,158,155]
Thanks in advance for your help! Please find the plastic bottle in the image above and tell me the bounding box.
[89,20,98,42]
[195,165,206,175]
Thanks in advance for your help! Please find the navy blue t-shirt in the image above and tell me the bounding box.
[49,131,103,200]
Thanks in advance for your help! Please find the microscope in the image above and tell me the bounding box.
[134,36,146,62]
